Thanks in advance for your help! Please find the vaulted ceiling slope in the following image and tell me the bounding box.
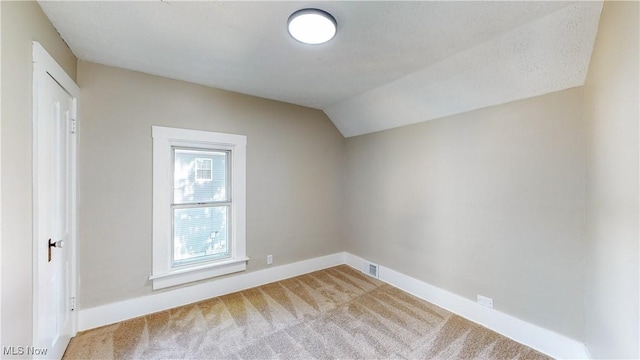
[39,1,603,137]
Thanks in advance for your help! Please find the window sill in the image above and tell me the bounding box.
[149,257,249,290]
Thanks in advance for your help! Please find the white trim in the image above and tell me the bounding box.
[78,251,588,360]
[150,257,249,289]
[151,126,248,290]
[0,2,3,347]
[78,252,345,331]
[31,41,79,353]
[32,42,79,96]
[343,253,590,360]
[69,96,79,334]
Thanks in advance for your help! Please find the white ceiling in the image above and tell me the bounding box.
[39,1,603,137]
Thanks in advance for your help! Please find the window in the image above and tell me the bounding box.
[173,149,228,264]
[150,126,247,290]
[194,157,213,181]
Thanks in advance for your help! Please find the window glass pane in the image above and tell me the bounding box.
[174,148,227,204]
[173,206,229,265]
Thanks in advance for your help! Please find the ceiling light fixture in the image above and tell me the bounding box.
[288,9,337,45]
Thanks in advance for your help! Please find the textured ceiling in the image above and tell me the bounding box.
[38,1,603,137]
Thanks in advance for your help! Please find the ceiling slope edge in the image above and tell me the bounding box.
[325,1,604,138]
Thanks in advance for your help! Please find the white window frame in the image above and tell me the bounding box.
[150,126,248,290]
[194,157,213,181]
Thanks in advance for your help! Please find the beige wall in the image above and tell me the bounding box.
[344,88,586,339]
[1,1,77,349]
[3,2,638,356]
[583,2,639,358]
[76,61,345,307]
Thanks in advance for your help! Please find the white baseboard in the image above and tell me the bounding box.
[342,253,589,360]
[78,252,345,331]
[78,251,589,359]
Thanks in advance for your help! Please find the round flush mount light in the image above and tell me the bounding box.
[288,8,337,45]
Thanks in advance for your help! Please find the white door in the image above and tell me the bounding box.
[33,42,78,359]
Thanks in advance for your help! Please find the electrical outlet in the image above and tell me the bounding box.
[477,295,494,308]
[267,254,273,265]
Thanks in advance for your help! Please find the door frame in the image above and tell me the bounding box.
[32,41,80,352]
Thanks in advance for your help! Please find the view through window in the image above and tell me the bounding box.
[173,149,230,265]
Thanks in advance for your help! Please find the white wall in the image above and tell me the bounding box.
[344,87,586,340]
[76,61,345,308]
[583,2,639,358]
[0,1,77,351]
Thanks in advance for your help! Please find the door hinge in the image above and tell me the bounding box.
[70,118,77,134]
[70,297,76,311]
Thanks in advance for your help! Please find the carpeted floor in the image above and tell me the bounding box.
[63,265,550,359]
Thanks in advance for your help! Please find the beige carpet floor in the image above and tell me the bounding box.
[63,265,551,359]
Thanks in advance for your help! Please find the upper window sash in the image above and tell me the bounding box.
[172,146,231,205]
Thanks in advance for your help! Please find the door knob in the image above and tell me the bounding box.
[48,238,63,262]
[49,239,64,248]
